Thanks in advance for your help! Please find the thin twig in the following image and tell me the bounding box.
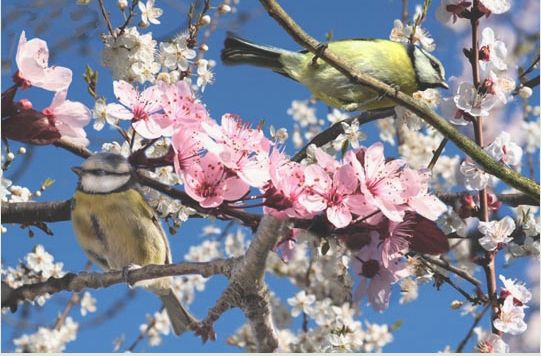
[420,255,487,302]
[97,0,115,37]
[291,109,395,162]
[52,262,93,330]
[455,303,491,352]
[427,137,448,170]
[419,258,479,303]
[469,0,498,334]
[126,305,165,352]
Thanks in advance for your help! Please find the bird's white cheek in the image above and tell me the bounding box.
[81,175,131,193]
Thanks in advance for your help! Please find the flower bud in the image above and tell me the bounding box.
[518,86,533,99]
[199,43,209,52]
[17,98,33,111]
[18,147,27,155]
[6,152,15,161]
[450,300,463,309]
[218,4,232,14]
[117,0,128,10]
[200,15,211,26]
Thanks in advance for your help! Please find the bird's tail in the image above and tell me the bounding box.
[160,289,197,336]
[221,32,291,73]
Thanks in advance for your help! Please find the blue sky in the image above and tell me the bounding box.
[1,0,539,352]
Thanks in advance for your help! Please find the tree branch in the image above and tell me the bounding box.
[291,109,395,162]
[196,216,290,352]
[258,0,540,202]
[2,259,236,312]
[436,192,538,207]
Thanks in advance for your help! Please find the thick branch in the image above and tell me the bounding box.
[197,216,290,352]
[2,200,72,224]
[2,259,236,312]
[258,0,540,202]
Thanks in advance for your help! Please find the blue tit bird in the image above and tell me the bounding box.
[221,33,448,111]
[70,152,195,335]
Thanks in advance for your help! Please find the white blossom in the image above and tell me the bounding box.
[522,118,540,153]
[480,0,511,14]
[327,109,349,125]
[92,98,121,131]
[479,27,508,72]
[493,296,527,335]
[459,160,490,191]
[454,82,497,117]
[26,245,55,277]
[184,240,223,262]
[159,33,196,72]
[484,131,523,166]
[224,230,247,258]
[287,290,316,317]
[287,100,318,127]
[478,216,516,251]
[196,59,214,91]
[333,119,366,151]
[8,185,32,202]
[80,291,97,316]
[399,277,419,304]
[377,117,396,145]
[139,0,163,26]
[474,327,510,352]
[13,317,78,352]
[390,18,435,52]
[499,275,532,305]
[102,27,157,83]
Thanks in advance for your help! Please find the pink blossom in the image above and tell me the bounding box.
[42,90,90,146]
[351,231,410,312]
[202,114,271,187]
[158,80,210,133]
[171,128,203,174]
[15,31,72,91]
[346,143,406,222]
[301,163,360,228]
[378,216,415,268]
[182,152,249,208]
[400,168,447,221]
[263,150,313,219]
[108,80,164,139]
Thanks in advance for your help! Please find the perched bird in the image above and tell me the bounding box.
[221,33,448,111]
[70,152,195,335]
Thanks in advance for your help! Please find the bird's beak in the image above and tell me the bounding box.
[439,81,449,89]
[71,166,83,176]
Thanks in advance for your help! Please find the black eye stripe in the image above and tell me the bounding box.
[84,169,130,176]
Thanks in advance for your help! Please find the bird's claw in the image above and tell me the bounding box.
[121,263,141,288]
[312,43,328,67]
[193,321,217,343]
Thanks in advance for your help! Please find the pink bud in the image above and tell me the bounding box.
[17,98,33,111]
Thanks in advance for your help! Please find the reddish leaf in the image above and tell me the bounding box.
[410,215,450,255]
[2,109,60,145]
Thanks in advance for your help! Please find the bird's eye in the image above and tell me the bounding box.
[430,60,439,70]
[92,169,107,176]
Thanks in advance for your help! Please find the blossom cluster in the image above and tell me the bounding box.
[4,32,91,146]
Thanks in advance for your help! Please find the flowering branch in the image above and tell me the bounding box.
[455,303,491,352]
[258,0,540,202]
